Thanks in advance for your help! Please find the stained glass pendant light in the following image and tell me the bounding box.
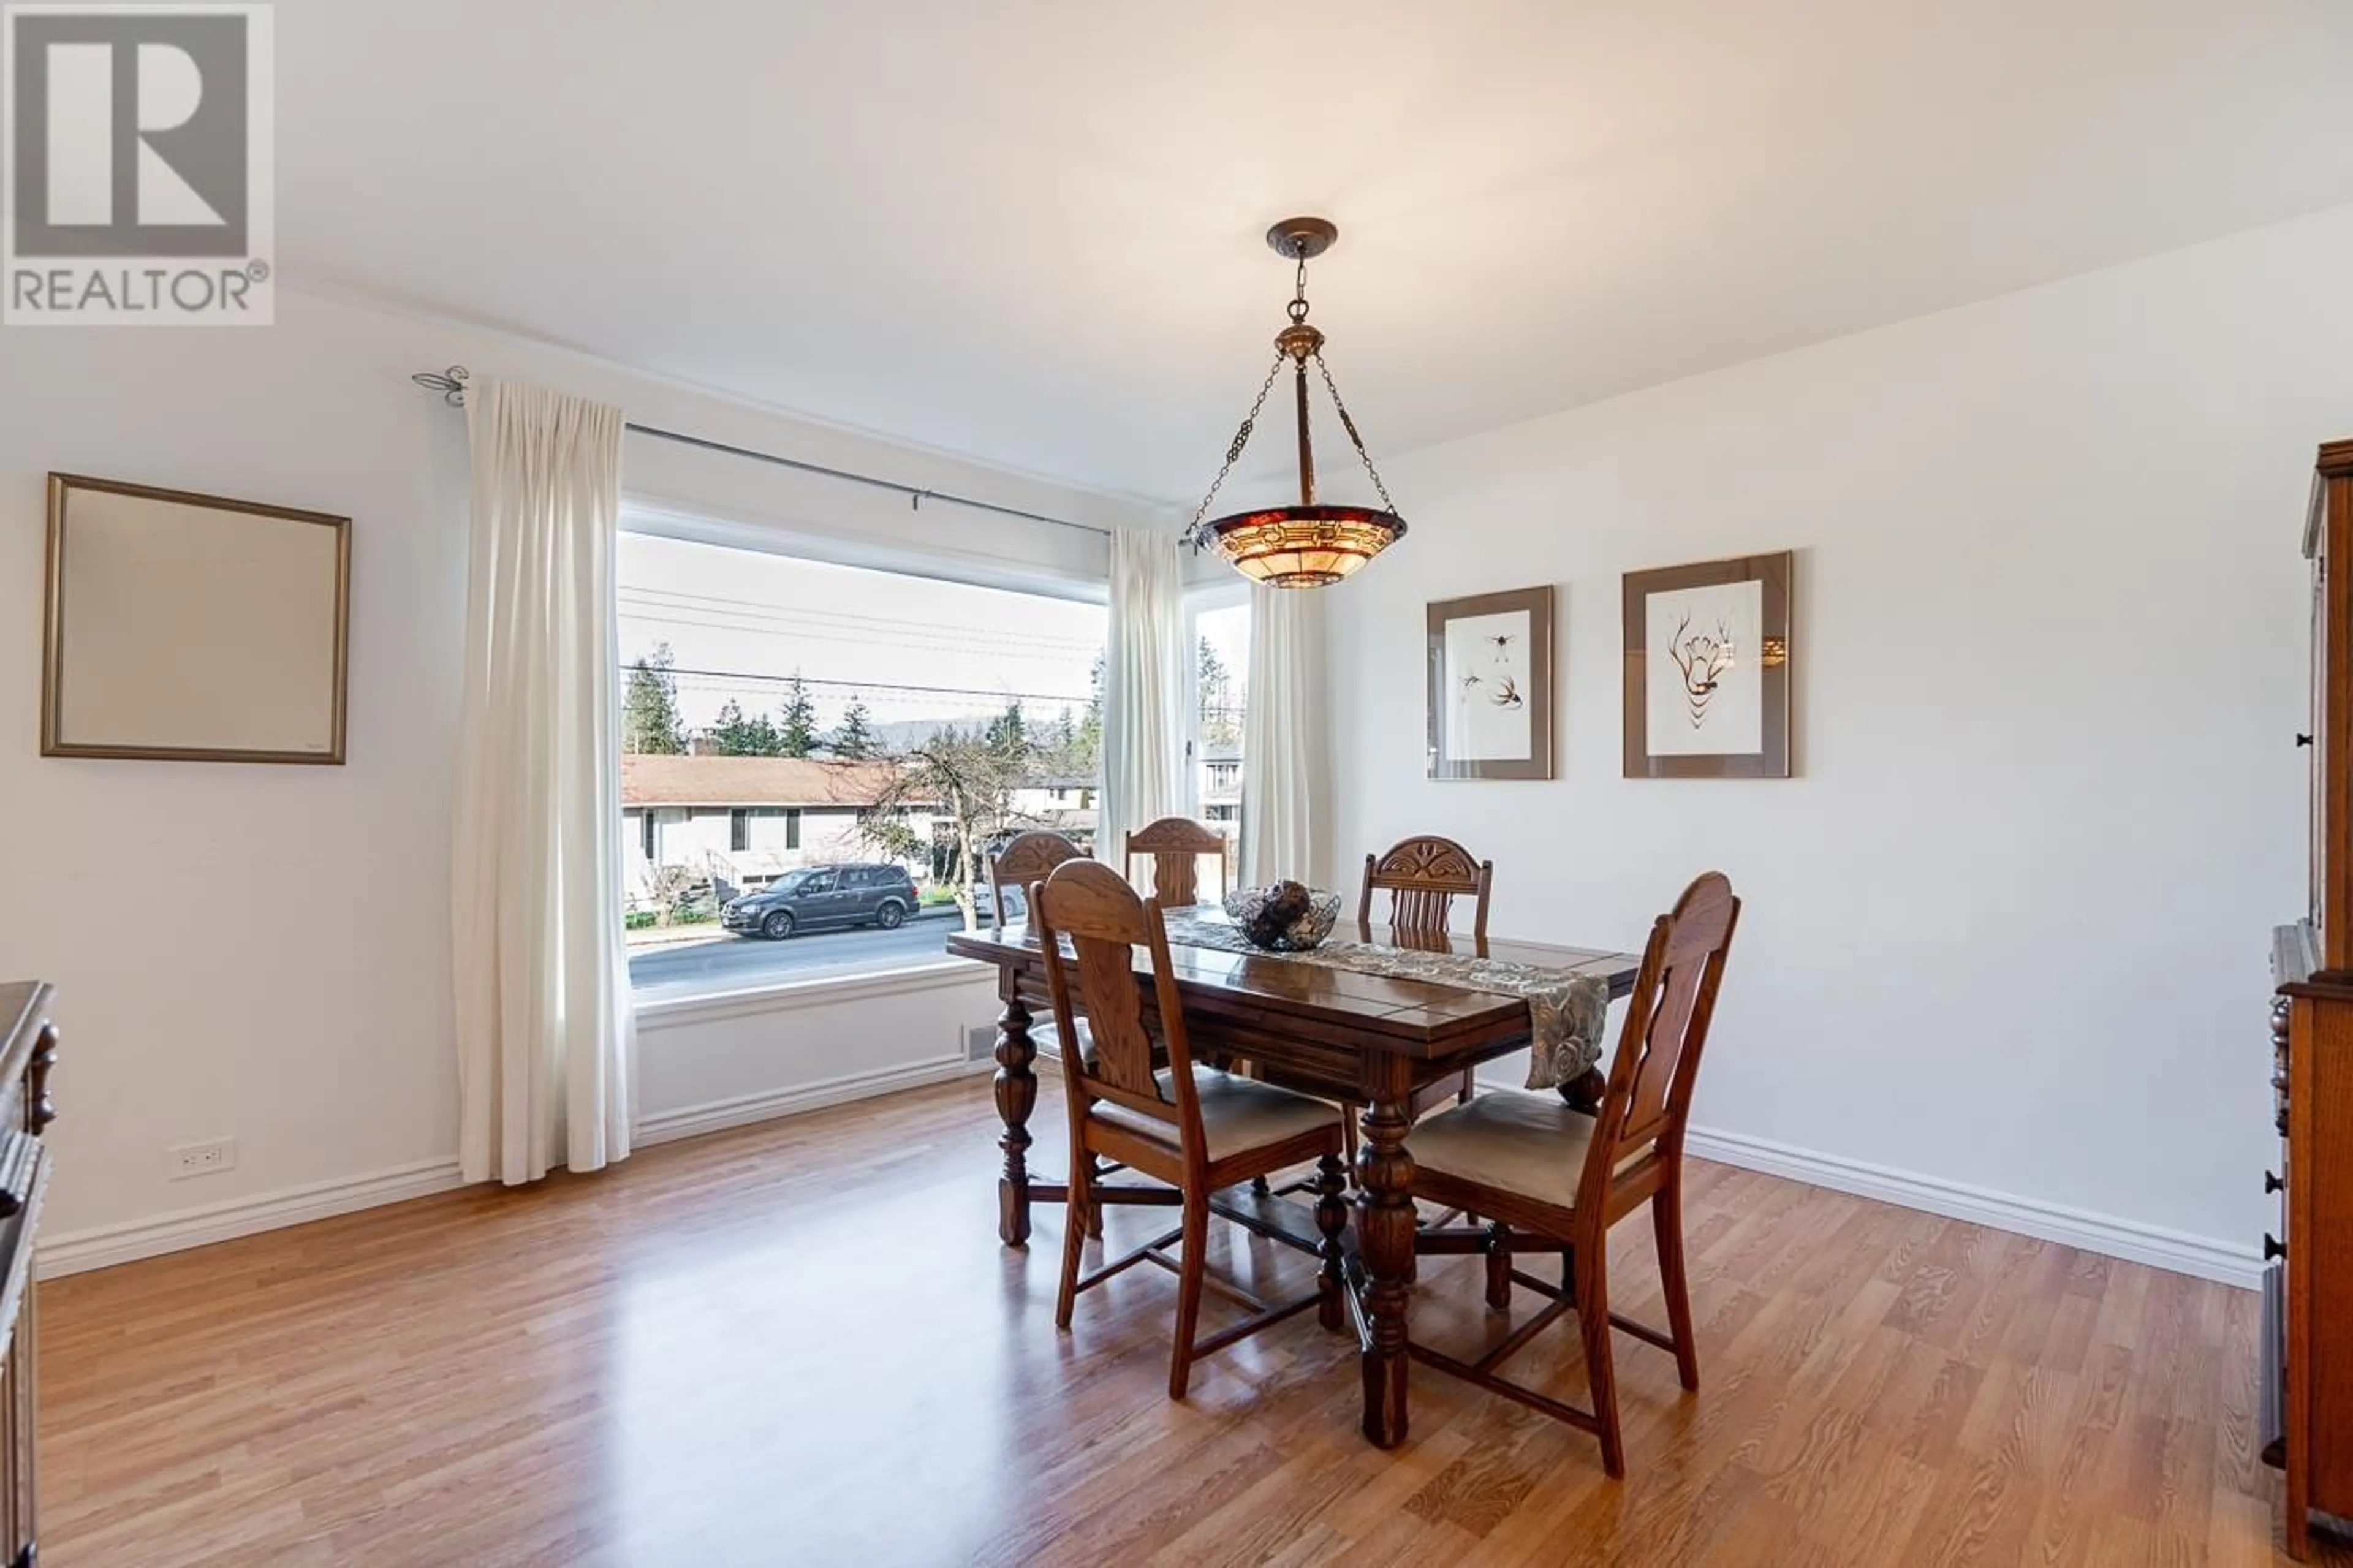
[1179,218,1406,588]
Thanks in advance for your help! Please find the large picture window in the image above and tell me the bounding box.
[620,533,1107,1000]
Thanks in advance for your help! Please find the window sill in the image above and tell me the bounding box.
[632,958,993,1032]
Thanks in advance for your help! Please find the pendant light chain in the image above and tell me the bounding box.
[1312,352,1400,517]
[1178,215,1408,586]
[1185,349,1286,539]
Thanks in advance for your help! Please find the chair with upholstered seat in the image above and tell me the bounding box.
[1359,835,1496,1118]
[1032,858,1352,1399]
[1124,816,1229,907]
[1405,871,1740,1477]
[986,829,1085,932]
[986,828,1112,1226]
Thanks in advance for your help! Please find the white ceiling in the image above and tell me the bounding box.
[281,1,2353,505]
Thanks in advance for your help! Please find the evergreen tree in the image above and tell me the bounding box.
[1075,651,1104,774]
[985,699,1031,764]
[710,698,786,757]
[778,672,822,758]
[831,697,880,760]
[1198,636,1241,748]
[623,643,686,755]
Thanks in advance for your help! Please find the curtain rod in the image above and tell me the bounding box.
[410,366,1113,538]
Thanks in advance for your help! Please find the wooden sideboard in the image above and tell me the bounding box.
[2275,439,2353,1559]
[0,985,57,1568]
[2275,928,2353,1559]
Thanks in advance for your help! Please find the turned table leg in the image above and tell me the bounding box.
[1357,1058,1416,1447]
[993,982,1038,1248]
[1314,1152,1350,1331]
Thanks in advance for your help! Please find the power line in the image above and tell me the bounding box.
[620,585,1104,652]
[617,592,1102,656]
[630,662,1093,707]
[619,618,1091,666]
[616,610,1101,667]
[666,681,1077,721]
[620,589,1101,648]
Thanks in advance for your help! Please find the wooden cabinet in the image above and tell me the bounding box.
[0,984,57,1568]
[2275,438,2353,1559]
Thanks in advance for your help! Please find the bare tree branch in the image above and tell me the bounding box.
[855,724,1042,931]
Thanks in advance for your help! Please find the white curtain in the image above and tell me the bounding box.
[452,381,635,1186]
[1099,528,1186,881]
[1241,582,1330,889]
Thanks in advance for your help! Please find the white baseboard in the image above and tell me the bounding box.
[1684,1124,2261,1290]
[635,1055,995,1147]
[36,1056,998,1279]
[37,1157,468,1281]
[37,1083,2248,1297]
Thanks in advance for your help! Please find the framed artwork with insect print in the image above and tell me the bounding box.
[1425,585,1555,780]
[1622,551,1793,779]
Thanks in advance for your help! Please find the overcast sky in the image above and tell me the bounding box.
[618,534,1248,739]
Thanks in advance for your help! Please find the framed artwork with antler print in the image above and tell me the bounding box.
[1623,551,1792,779]
[1425,585,1554,780]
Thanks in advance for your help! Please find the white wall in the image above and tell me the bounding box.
[745,811,797,858]
[1327,202,2353,1279]
[635,967,992,1148]
[1,286,1144,1266]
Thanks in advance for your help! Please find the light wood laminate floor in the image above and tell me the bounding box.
[37,1073,2336,1567]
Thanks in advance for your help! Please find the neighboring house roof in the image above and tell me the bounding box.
[621,754,931,809]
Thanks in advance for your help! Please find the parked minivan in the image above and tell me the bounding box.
[721,863,919,940]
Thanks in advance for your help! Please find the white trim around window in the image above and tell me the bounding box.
[615,498,1114,1013]
[634,958,991,1032]
[623,497,1112,606]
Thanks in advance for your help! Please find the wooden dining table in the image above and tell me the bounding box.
[944,915,1643,1449]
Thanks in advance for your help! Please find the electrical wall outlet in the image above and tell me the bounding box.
[168,1137,237,1180]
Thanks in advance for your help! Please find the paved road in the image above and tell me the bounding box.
[629,908,972,999]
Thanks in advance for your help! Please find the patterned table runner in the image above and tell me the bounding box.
[1159,911,1611,1091]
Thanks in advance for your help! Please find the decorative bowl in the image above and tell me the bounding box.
[1221,882,1343,952]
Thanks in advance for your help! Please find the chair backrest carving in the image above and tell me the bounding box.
[1124,816,1227,908]
[986,830,1085,933]
[1030,859,1203,1149]
[1577,872,1740,1206]
[1359,835,1494,943]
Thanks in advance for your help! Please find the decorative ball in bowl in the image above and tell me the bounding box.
[1222,881,1343,952]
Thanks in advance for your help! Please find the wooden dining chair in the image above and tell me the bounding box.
[1124,816,1229,907]
[1031,858,1352,1399]
[1360,835,1496,1116]
[1360,835,1493,944]
[986,830,1084,933]
[1403,871,1740,1477]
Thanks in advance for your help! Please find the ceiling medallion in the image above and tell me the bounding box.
[1179,218,1406,589]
